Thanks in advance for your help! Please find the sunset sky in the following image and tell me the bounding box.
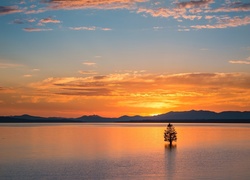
[0,0,250,117]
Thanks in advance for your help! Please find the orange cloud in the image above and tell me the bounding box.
[78,70,98,75]
[137,7,186,19]
[82,62,96,66]
[191,16,250,29]
[1,72,250,117]
[40,17,61,23]
[0,63,23,68]
[229,56,250,65]
[42,0,146,10]
[176,0,214,9]
[23,74,32,78]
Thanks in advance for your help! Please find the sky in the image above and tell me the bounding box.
[0,0,250,117]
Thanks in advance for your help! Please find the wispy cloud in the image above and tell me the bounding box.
[23,74,33,78]
[191,16,250,29]
[0,6,22,15]
[79,70,98,75]
[137,7,186,19]
[25,9,46,14]
[23,28,53,32]
[137,1,250,30]
[176,0,214,9]
[31,72,250,95]
[82,62,96,66]
[42,0,147,10]
[39,17,61,24]
[69,26,112,31]
[0,63,23,68]
[206,2,250,13]
[32,68,40,71]
[229,56,250,65]
[11,18,36,24]
[2,72,248,116]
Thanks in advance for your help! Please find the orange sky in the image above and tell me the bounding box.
[1,72,250,117]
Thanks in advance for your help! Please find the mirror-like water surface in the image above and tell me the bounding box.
[1,123,250,179]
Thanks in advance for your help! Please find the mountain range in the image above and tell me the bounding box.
[0,110,250,123]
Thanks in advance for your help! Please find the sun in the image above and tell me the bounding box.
[150,113,160,116]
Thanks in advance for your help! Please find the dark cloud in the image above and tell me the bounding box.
[12,19,25,24]
[93,75,107,80]
[23,28,53,32]
[56,88,111,96]
[0,6,22,15]
[176,0,214,9]
[53,82,105,87]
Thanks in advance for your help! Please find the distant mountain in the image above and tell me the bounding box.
[77,115,114,122]
[0,110,250,123]
[160,110,250,120]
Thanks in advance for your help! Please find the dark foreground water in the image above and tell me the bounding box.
[0,123,250,179]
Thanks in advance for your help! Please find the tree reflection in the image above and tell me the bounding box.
[165,143,177,151]
[164,143,177,179]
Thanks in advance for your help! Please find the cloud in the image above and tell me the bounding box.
[0,6,22,15]
[39,17,61,24]
[23,74,33,78]
[23,28,53,32]
[178,28,190,32]
[229,56,250,65]
[153,26,164,31]
[207,2,250,13]
[30,72,250,95]
[69,26,112,31]
[12,18,36,24]
[176,0,214,9]
[191,16,250,29]
[229,60,250,65]
[205,15,215,20]
[70,26,96,31]
[137,7,202,20]
[79,70,98,75]
[137,7,186,19]
[82,62,96,66]
[42,0,146,10]
[0,63,23,68]
[12,19,25,24]
[56,88,111,96]
[136,1,250,30]
[32,68,40,71]
[2,72,247,117]
[25,9,46,14]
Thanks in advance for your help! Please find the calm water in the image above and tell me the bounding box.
[0,123,250,180]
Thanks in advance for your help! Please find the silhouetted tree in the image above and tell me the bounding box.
[164,123,177,146]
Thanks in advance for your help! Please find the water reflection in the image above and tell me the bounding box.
[165,143,177,150]
[164,143,177,180]
[1,123,250,179]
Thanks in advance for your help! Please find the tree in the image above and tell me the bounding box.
[164,123,177,146]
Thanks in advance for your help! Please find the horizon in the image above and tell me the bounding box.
[1,0,250,117]
[2,109,250,119]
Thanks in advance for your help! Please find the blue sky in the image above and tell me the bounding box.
[0,0,250,117]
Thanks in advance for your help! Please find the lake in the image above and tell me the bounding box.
[0,123,250,179]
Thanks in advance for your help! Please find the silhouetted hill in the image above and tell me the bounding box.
[155,110,218,120]
[77,115,114,122]
[0,110,250,123]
